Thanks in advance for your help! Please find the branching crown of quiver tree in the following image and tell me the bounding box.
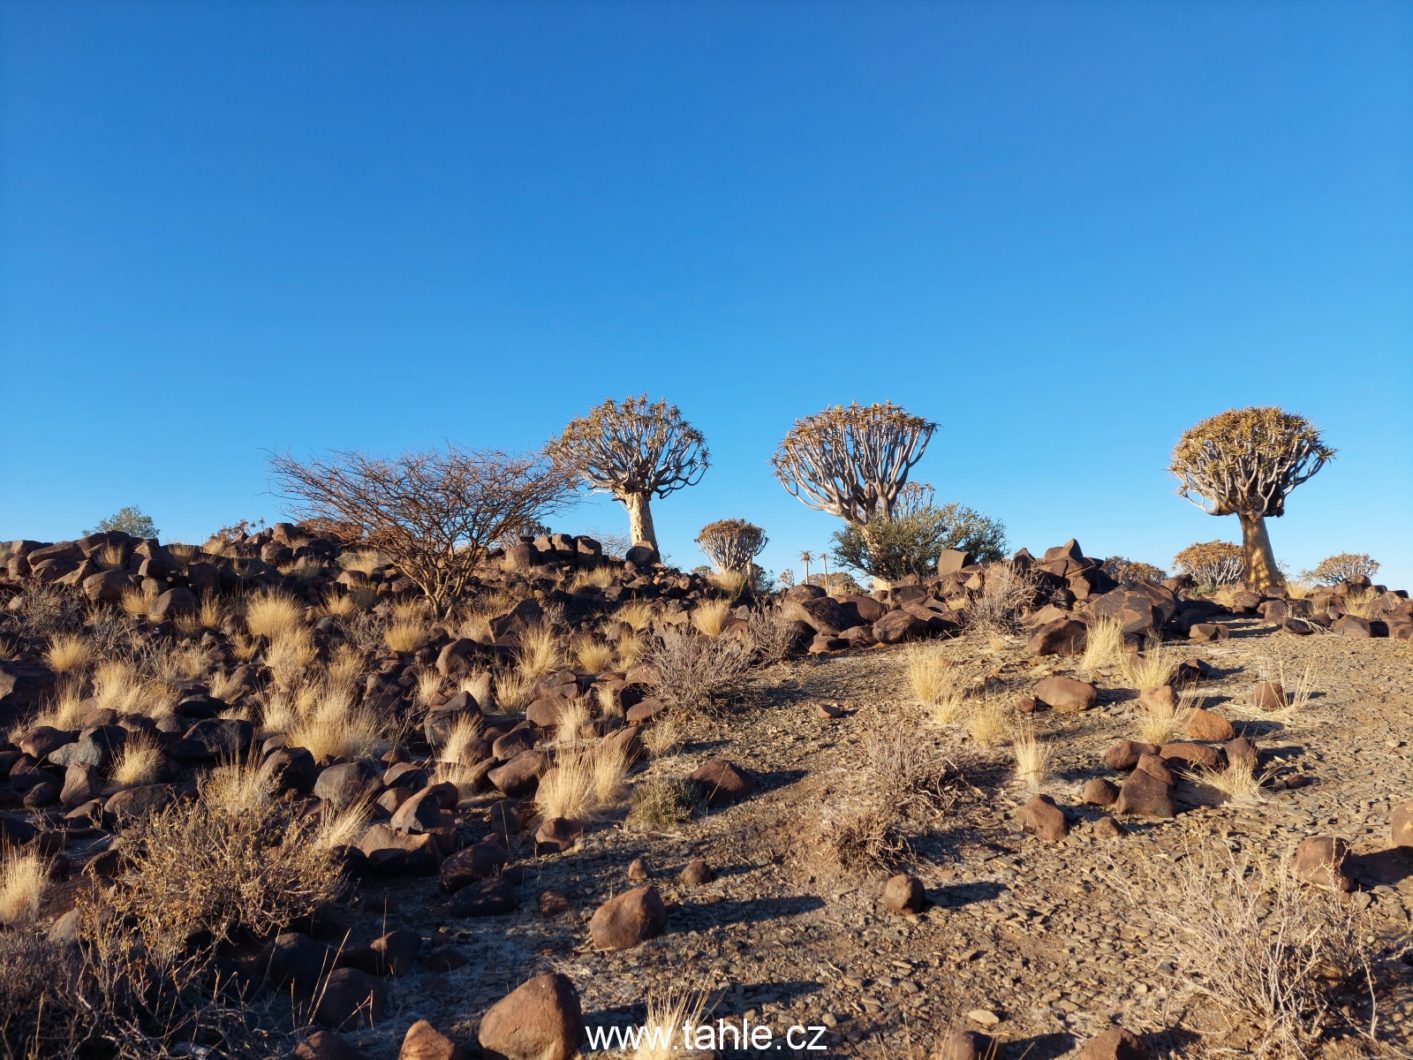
[1307,552,1379,585]
[696,518,768,573]
[1173,540,1245,587]
[1169,407,1333,592]
[771,402,936,525]
[271,446,573,616]
[547,395,708,551]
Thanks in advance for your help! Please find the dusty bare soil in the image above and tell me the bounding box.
[336,619,1413,1058]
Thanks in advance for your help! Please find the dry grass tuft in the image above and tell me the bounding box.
[965,698,1010,748]
[535,743,628,821]
[1256,656,1316,716]
[642,713,683,759]
[690,599,733,638]
[1121,636,1177,690]
[570,566,618,591]
[435,713,483,765]
[906,649,966,725]
[0,849,47,927]
[707,569,748,598]
[110,733,166,786]
[341,550,383,576]
[1196,757,1278,806]
[30,677,89,732]
[572,635,616,674]
[631,985,715,1059]
[244,591,304,639]
[325,644,365,689]
[321,592,358,618]
[413,668,442,707]
[284,684,388,761]
[615,601,657,632]
[516,622,562,679]
[493,669,534,712]
[266,625,318,687]
[1081,616,1125,673]
[1136,691,1186,746]
[616,629,647,668]
[384,618,429,654]
[553,698,591,749]
[627,778,704,831]
[45,633,92,674]
[1011,724,1052,794]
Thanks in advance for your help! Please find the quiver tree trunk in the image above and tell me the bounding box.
[1239,511,1283,593]
[622,492,657,551]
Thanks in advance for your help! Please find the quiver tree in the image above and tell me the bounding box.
[1169,407,1333,592]
[547,395,708,552]
[271,446,573,617]
[771,402,936,524]
[696,518,768,573]
[1307,552,1379,585]
[1172,540,1245,587]
[1101,556,1167,586]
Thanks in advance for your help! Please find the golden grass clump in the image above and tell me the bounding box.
[571,566,617,591]
[341,550,382,576]
[436,713,483,766]
[266,625,318,687]
[384,618,429,654]
[572,635,616,674]
[516,622,561,679]
[321,592,358,618]
[1121,636,1177,690]
[244,590,304,639]
[458,669,493,705]
[110,734,165,787]
[1198,757,1275,806]
[0,850,47,927]
[616,629,646,668]
[642,714,683,759]
[413,668,442,707]
[1137,690,1186,746]
[534,743,629,821]
[493,670,534,712]
[554,698,591,749]
[905,648,966,724]
[28,678,88,733]
[1012,725,1052,794]
[120,587,157,620]
[44,633,91,674]
[313,798,373,853]
[631,987,713,1060]
[96,543,128,570]
[615,601,657,632]
[965,698,1010,748]
[707,569,748,598]
[93,659,144,714]
[1081,616,1124,673]
[284,685,387,761]
[690,599,733,638]
[1255,656,1316,716]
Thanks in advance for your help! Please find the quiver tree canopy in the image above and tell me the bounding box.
[1169,407,1333,592]
[271,446,573,616]
[696,518,768,572]
[771,401,936,525]
[548,395,708,551]
[1172,540,1245,586]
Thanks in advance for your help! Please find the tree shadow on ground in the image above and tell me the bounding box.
[926,879,1005,910]
[672,894,826,931]
[1347,847,1413,888]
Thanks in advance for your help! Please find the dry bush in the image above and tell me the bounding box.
[493,669,534,712]
[321,592,358,619]
[435,713,483,765]
[325,644,365,689]
[1195,757,1278,806]
[458,669,493,704]
[965,698,1010,748]
[244,591,304,639]
[965,563,1038,634]
[743,605,802,666]
[111,733,165,786]
[906,648,965,724]
[1121,636,1177,690]
[572,635,616,674]
[627,778,705,831]
[0,849,46,927]
[99,775,344,965]
[341,550,383,576]
[29,677,88,732]
[817,724,975,875]
[570,566,618,591]
[0,931,89,1056]
[516,621,561,679]
[1081,616,1124,673]
[1011,724,1052,794]
[45,633,92,674]
[690,599,733,638]
[1133,842,1376,1057]
[641,627,753,713]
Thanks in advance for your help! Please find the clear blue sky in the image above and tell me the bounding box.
[2,1,1410,586]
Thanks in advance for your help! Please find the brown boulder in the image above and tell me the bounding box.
[1114,758,1175,818]
[1018,794,1068,841]
[1251,681,1286,711]
[1080,778,1118,807]
[1393,802,1413,848]
[1027,617,1087,657]
[478,972,583,1060]
[1184,706,1234,741]
[687,758,756,806]
[881,873,925,913]
[1078,1026,1152,1059]
[399,1019,465,1060]
[587,885,667,950]
[1103,740,1158,771]
[1294,836,1353,892]
[1034,676,1097,712]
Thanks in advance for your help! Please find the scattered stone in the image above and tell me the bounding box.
[1184,706,1235,741]
[933,1029,995,1060]
[1080,778,1118,807]
[678,857,715,886]
[1294,836,1353,892]
[1018,794,1068,841]
[686,758,756,806]
[314,967,387,1028]
[627,856,651,881]
[1033,676,1098,712]
[399,1019,466,1060]
[1251,681,1287,711]
[1393,802,1413,848]
[1078,1026,1152,1060]
[882,873,925,914]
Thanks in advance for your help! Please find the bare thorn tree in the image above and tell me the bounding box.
[771,402,937,525]
[547,395,708,551]
[1170,408,1333,593]
[271,447,573,616]
[696,519,768,573]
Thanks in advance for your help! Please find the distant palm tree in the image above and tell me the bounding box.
[821,552,830,590]
[799,550,812,585]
